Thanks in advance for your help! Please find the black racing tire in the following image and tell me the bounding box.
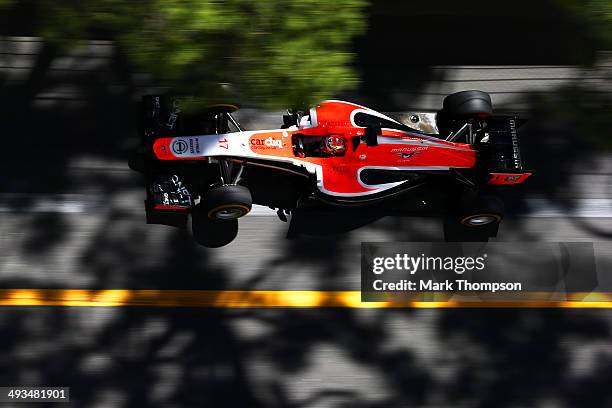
[443,193,502,242]
[190,205,239,248]
[127,147,146,173]
[443,217,497,242]
[443,90,493,119]
[458,193,504,227]
[202,185,252,220]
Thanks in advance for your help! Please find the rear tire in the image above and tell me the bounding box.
[444,192,504,242]
[202,185,252,220]
[443,218,499,242]
[459,193,504,227]
[443,90,492,119]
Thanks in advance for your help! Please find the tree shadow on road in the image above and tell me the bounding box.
[1,1,612,406]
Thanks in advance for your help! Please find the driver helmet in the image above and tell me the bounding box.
[324,135,346,154]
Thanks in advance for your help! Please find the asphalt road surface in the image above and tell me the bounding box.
[3,185,612,407]
[1,37,612,407]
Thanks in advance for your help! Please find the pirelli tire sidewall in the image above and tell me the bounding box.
[203,185,252,220]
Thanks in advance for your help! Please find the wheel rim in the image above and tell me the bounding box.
[208,204,251,220]
[214,207,246,220]
[462,214,500,226]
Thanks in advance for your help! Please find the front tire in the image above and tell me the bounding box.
[203,184,252,220]
[190,205,239,248]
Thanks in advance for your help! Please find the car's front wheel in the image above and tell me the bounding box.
[203,185,252,220]
[189,204,239,248]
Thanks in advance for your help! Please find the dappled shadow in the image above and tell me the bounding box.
[18,212,69,256]
[494,79,612,238]
[345,0,602,111]
[2,1,612,407]
[436,309,612,407]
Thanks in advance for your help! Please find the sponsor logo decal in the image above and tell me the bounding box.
[391,146,427,160]
[171,174,191,198]
[331,165,349,173]
[397,152,418,159]
[165,99,181,130]
[391,146,428,152]
[250,136,283,149]
[171,138,201,155]
[171,140,188,154]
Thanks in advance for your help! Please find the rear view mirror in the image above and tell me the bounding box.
[365,126,381,146]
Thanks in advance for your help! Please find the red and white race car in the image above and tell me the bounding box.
[133,91,531,247]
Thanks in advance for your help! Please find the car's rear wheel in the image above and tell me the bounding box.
[443,90,493,119]
[444,192,504,242]
[203,185,252,220]
[458,193,504,227]
[460,214,501,227]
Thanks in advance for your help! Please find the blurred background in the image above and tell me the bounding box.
[1,0,612,406]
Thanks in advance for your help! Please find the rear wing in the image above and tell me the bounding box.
[484,116,532,185]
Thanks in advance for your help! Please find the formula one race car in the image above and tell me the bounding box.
[131,91,532,247]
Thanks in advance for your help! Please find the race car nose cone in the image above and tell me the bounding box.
[153,138,175,160]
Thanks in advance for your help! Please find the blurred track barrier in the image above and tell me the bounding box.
[2,289,612,308]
